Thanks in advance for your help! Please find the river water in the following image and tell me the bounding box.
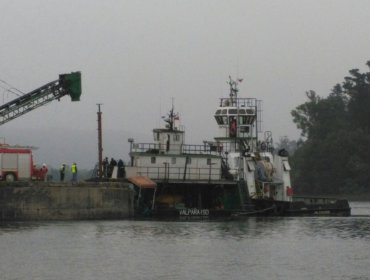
[0,201,369,280]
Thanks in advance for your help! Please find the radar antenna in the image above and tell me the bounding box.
[163,103,179,131]
[227,76,243,106]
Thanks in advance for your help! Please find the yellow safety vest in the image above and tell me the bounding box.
[71,164,77,173]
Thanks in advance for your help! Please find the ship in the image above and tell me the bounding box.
[125,77,351,218]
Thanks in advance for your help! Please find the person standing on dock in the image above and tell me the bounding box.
[60,164,66,182]
[108,158,117,178]
[71,162,78,184]
[102,157,108,177]
[40,164,48,182]
[117,159,125,178]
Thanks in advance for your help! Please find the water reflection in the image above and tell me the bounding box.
[1,217,370,242]
[0,203,369,280]
[83,217,366,242]
[299,217,370,240]
[89,215,370,242]
[0,221,44,235]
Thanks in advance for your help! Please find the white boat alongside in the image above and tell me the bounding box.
[126,77,350,217]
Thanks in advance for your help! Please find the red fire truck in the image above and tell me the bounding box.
[0,72,81,182]
[0,145,39,181]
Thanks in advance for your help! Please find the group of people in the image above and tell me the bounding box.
[102,157,125,178]
[37,157,126,183]
[59,162,78,183]
[37,162,78,183]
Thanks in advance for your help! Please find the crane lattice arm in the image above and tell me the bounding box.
[0,72,81,126]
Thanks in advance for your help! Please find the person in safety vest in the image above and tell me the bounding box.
[71,162,78,184]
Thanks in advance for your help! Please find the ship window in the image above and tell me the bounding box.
[240,126,250,133]
[186,157,191,164]
[171,157,176,164]
[207,158,212,165]
[222,109,227,114]
[239,116,247,124]
[283,161,291,171]
[229,109,237,114]
[173,134,180,141]
[151,157,156,164]
[215,109,221,115]
[246,116,256,124]
[246,109,255,115]
[247,161,255,171]
[239,109,246,114]
[215,116,224,125]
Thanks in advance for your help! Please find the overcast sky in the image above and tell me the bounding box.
[1,0,370,169]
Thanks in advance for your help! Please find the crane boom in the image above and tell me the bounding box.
[0,72,81,126]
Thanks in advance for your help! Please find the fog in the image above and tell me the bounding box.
[1,0,370,168]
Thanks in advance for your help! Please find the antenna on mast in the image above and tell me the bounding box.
[227,76,243,106]
[163,97,179,131]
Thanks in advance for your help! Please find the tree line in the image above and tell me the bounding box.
[285,61,370,195]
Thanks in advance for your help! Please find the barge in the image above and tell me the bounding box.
[125,77,351,218]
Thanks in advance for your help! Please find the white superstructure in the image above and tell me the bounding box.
[126,107,222,181]
[212,77,293,202]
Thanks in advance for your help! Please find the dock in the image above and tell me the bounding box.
[0,181,134,220]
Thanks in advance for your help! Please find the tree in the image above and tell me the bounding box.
[343,61,370,131]
[291,87,348,140]
[291,90,320,138]
[290,61,370,195]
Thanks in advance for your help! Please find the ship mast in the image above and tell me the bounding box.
[163,101,179,131]
[227,76,243,106]
[97,103,103,180]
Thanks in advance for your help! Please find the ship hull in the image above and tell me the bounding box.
[133,181,351,218]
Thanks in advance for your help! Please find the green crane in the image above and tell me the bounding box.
[0,72,82,126]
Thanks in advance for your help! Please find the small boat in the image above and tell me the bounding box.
[126,77,351,218]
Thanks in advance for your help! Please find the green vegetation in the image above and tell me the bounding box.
[290,61,370,195]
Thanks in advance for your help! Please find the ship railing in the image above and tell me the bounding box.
[131,143,179,154]
[134,166,221,181]
[131,142,220,155]
[219,97,258,108]
[182,144,220,155]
